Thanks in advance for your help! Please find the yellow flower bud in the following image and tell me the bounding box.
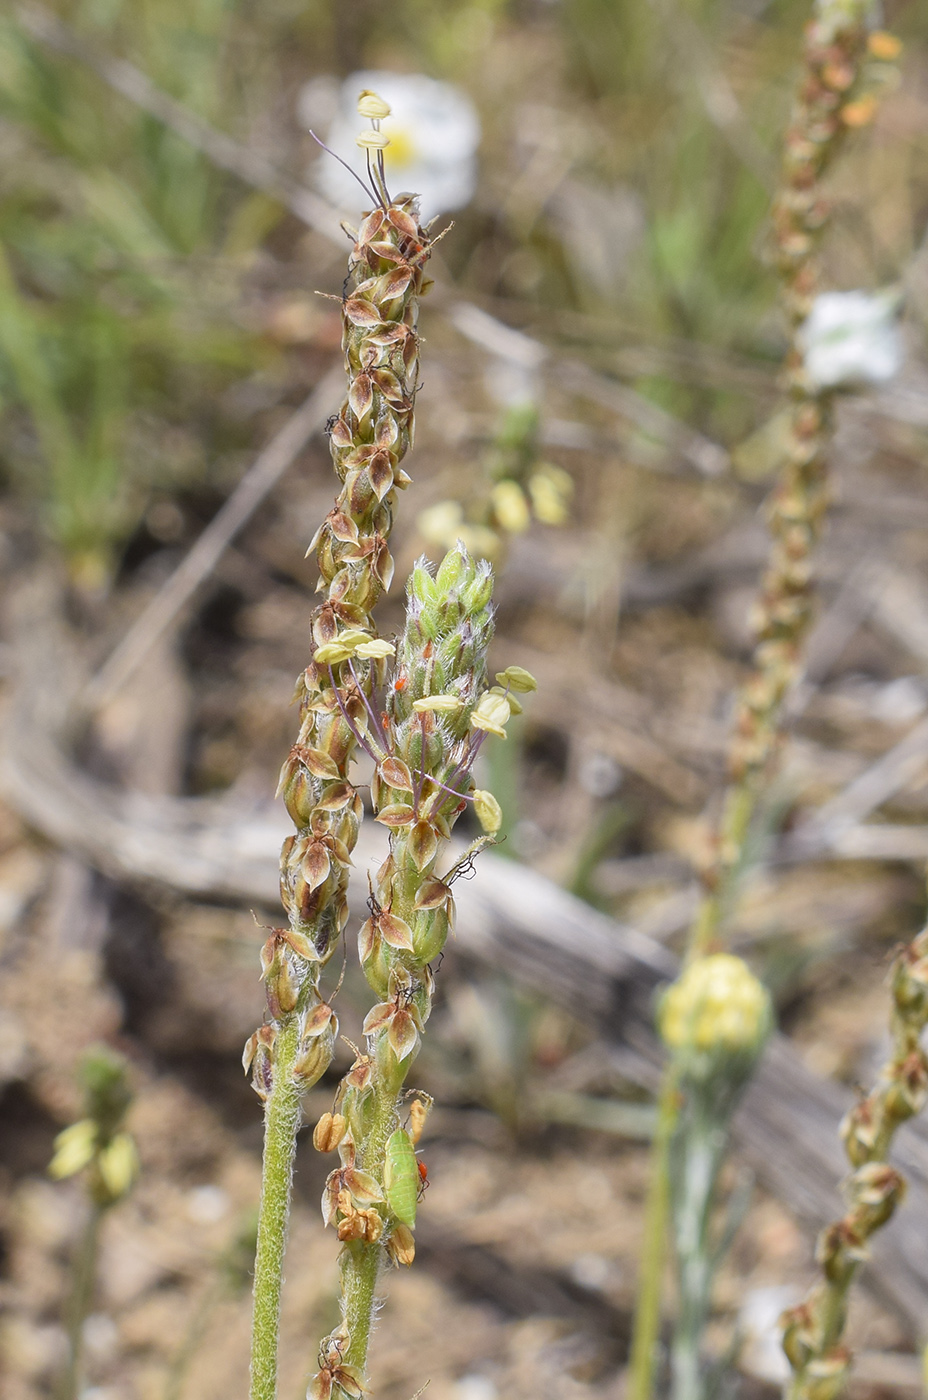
[357,89,392,120]
[659,954,771,1060]
[313,1111,347,1154]
[473,789,503,834]
[408,1095,432,1146]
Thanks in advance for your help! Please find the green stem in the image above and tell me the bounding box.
[250,1016,302,1400]
[341,1075,404,1374]
[670,1106,725,1400]
[628,1067,680,1400]
[58,1202,104,1400]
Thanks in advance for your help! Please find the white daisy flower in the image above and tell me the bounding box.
[798,288,903,390]
[298,70,480,222]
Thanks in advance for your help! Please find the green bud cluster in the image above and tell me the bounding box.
[396,547,495,729]
[361,545,497,1015]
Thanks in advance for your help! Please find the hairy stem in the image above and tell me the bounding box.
[340,1241,382,1372]
[250,1017,302,1400]
[341,1074,404,1372]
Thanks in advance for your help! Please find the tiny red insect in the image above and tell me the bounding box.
[417,1159,429,1198]
[394,676,408,692]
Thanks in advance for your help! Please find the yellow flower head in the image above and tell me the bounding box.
[659,954,771,1060]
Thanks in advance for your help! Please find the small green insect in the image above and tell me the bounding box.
[384,1128,418,1227]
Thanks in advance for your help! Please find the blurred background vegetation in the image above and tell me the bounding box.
[0,0,919,587]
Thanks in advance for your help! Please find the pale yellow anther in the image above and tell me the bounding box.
[336,629,374,651]
[356,130,391,151]
[529,464,572,525]
[49,1119,97,1179]
[315,630,381,665]
[97,1133,139,1198]
[357,89,392,120]
[473,789,503,834]
[490,684,522,715]
[491,480,531,534]
[355,639,395,659]
[495,666,537,694]
[469,691,511,738]
[412,695,464,714]
[314,643,352,666]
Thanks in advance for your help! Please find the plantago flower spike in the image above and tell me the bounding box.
[690,1,901,952]
[309,543,533,1393]
[782,919,928,1400]
[657,957,772,1400]
[631,10,901,1400]
[248,88,434,1400]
